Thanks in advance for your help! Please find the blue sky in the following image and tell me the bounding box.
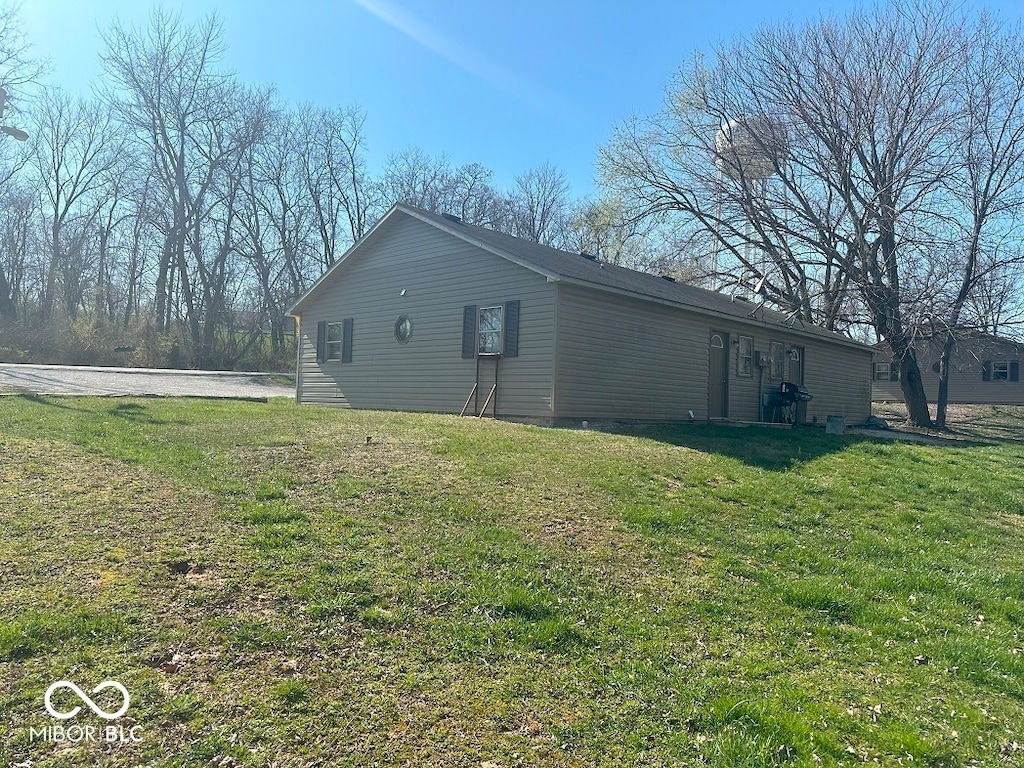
[20,0,1024,199]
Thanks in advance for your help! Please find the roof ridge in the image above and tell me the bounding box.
[295,203,871,351]
[397,204,865,347]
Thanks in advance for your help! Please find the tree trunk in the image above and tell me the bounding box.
[934,333,956,431]
[41,226,61,323]
[154,235,173,333]
[897,348,932,428]
[0,264,17,322]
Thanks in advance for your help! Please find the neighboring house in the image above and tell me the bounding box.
[872,334,1023,404]
[288,203,873,424]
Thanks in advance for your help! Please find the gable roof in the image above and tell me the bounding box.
[872,332,1024,359]
[290,203,872,352]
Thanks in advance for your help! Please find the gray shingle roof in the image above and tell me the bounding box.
[398,204,871,351]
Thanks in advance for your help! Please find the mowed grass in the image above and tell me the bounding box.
[0,396,1022,767]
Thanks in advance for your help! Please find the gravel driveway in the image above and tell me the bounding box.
[0,363,294,399]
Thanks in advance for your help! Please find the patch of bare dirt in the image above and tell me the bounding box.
[868,402,1024,445]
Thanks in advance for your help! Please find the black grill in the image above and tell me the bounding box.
[779,381,813,405]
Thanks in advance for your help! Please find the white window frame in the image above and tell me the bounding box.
[478,306,503,355]
[874,362,890,381]
[993,360,1009,381]
[770,341,785,380]
[738,335,753,377]
[326,322,344,361]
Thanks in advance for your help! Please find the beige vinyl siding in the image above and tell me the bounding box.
[801,339,872,424]
[553,284,709,420]
[553,283,871,422]
[871,380,903,401]
[722,331,871,424]
[873,356,1024,405]
[726,333,759,421]
[296,213,555,417]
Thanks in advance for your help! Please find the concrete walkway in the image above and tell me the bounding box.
[0,363,294,399]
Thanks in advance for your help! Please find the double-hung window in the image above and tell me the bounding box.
[326,322,344,361]
[478,306,503,355]
[316,318,353,364]
[738,336,753,377]
[980,359,1018,381]
[770,341,785,380]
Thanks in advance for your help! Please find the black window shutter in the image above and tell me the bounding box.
[1011,361,1019,382]
[316,320,327,363]
[342,318,353,363]
[503,300,520,358]
[461,305,477,359]
[890,362,899,381]
[982,360,992,381]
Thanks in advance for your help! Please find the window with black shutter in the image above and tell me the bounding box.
[316,320,327,363]
[317,319,352,363]
[982,361,992,381]
[1011,361,1020,382]
[342,318,353,363]
[503,300,520,358]
[461,305,477,359]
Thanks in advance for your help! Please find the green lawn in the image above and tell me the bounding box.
[1,396,1022,767]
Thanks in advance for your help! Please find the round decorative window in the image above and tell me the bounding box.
[394,315,413,343]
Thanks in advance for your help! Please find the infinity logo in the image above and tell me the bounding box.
[44,681,130,720]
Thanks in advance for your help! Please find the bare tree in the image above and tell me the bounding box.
[298,103,374,270]
[600,1,1024,427]
[929,14,1024,428]
[444,162,505,227]
[379,147,453,213]
[237,102,315,358]
[508,162,570,246]
[564,196,664,270]
[30,89,119,321]
[101,9,230,340]
[0,3,41,207]
[0,3,41,88]
[379,148,507,228]
[101,10,266,366]
[967,263,1024,336]
[0,183,34,320]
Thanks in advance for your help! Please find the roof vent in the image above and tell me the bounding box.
[442,213,462,224]
[580,251,597,261]
[660,275,676,282]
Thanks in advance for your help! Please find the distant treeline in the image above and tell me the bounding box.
[0,8,665,371]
